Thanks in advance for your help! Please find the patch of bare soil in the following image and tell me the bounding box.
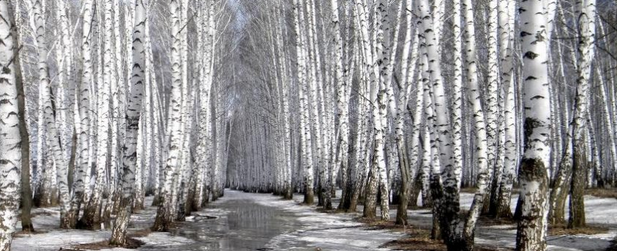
[64,229,151,250]
[586,188,617,199]
[315,208,338,214]
[460,187,478,193]
[548,224,609,236]
[66,237,145,250]
[13,230,46,237]
[130,228,152,238]
[30,211,56,217]
[378,222,515,251]
[380,227,447,251]
[478,215,516,227]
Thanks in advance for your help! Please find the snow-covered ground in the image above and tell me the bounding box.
[11,198,194,251]
[404,193,617,251]
[10,190,617,251]
[250,191,404,250]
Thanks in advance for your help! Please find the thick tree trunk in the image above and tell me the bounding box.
[516,0,552,249]
[11,1,34,232]
[0,1,22,248]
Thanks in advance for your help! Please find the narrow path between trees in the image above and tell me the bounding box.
[12,190,402,251]
[190,190,402,250]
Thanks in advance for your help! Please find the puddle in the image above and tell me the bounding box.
[140,198,308,250]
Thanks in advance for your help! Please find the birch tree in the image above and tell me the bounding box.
[10,0,34,233]
[81,0,112,229]
[0,0,22,248]
[33,0,71,229]
[569,0,596,228]
[495,0,517,218]
[153,0,184,231]
[516,0,552,249]
[110,0,147,245]
[66,0,94,229]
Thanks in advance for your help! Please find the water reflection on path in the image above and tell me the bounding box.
[141,193,308,250]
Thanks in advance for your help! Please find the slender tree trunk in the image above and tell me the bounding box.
[568,0,596,229]
[110,0,147,245]
[75,0,96,229]
[495,0,517,219]
[153,0,185,232]
[33,0,71,229]
[293,0,314,205]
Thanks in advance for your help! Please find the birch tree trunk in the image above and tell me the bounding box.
[61,0,88,228]
[33,0,71,229]
[516,0,552,249]
[76,0,97,229]
[110,0,147,245]
[56,0,72,177]
[153,0,184,231]
[418,0,459,242]
[458,0,492,246]
[82,0,112,229]
[354,0,379,220]
[275,2,292,200]
[395,0,419,225]
[568,0,596,229]
[293,0,314,205]
[11,0,34,233]
[495,0,517,218]
[0,0,22,248]
[330,0,349,211]
[484,0,501,215]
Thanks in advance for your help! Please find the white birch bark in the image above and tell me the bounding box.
[374,0,391,221]
[153,0,184,231]
[516,0,552,249]
[485,0,501,208]
[354,0,380,220]
[110,0,147,244]
[495,0,517,217]
[395,5,420,223]
[81,2,108,227]
[68,0,94,228]
[329,0,348,210]
[33,0,71,228]
[302,0,326,208]
[418,0,458,242]
[0,0,22,247]
[459,0,491,247]
[276,3,292,199]
[598,66,617,185]
[569,0,596,228]
[56,0,72,165]
[108,0,122,197]
[451,0,464,191]
[293,0,314,205]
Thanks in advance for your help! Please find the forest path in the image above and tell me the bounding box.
[11,190,401,251]
[160,190,309,250]
[185,189,402,251]
[11,191,615,250]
